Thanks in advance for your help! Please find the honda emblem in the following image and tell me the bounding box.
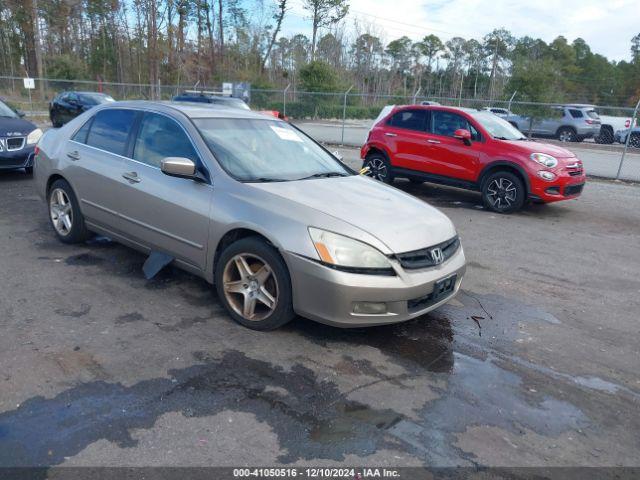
[430,247,444,264]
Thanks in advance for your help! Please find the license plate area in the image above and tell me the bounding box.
[407,274,457,312]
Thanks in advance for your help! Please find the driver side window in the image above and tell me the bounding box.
[432,111,481,141]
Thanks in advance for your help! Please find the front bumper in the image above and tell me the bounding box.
[284,246,466,327]
[0,144,35,170]
[529,164,586,203]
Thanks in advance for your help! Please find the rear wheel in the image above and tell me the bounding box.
[362,153,394,184]
[482,171,525,214]
[48,179,91,243]
[557,127,577,142]
[629,133,640,149]
[215,237,295,331]
[595,126,614,144]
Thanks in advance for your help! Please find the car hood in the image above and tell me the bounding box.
[249,175,457,254]
[0,117,36,137]
[504,139,575,158]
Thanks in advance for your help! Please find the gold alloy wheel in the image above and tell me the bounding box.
[222,253,279,321]
[49,188,73,236]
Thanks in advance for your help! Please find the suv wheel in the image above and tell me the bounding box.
[363,154,393,184]
[482,171,525,214]
[595,127,614,144]
[557,127,577,142]
[48,179,91,243]
[215,236,295,331]
[629,133,640,149]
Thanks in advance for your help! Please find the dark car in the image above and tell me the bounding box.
[0,99,41,174]
[172,92,250,110]
[49,91,115,127]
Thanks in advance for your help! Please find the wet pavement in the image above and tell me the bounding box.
[0,168,639,470]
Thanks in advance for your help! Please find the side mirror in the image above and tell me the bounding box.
[454,128,472,145]
[332,150,343,161]
[161,157,196,179]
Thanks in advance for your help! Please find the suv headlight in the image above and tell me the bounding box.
[308,227,392,270]
[26,128,43,145]
[530,152,557,168]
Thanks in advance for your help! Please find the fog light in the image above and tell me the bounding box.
[353,302,387,314]
[538,171,556,181]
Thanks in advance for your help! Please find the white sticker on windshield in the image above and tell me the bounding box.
[270,125,303,142]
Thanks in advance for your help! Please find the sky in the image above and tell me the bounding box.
[279,0,638,62]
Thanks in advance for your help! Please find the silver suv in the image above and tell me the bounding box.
[505,105,601,142]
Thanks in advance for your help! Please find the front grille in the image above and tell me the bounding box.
[6,137,25,151]
[395,236,460,270]
[564,184,584,196]
[568,170,583,176]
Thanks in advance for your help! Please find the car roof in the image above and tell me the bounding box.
[98,100,273,120]
[395,104,478,114]
[61,91,111,96]
[563,104,596,109]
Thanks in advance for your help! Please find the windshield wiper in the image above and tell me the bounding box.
[244,177,290,183]
[296,172,349,181]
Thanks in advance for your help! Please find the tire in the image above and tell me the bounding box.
[595,127,614,144]
[362,153,394,184]
[215,236,295,331]
[47,179,91,244]
[630,133,640,149]
[25,166,33,175]
[482,171,526,214]
[557,127,577,142]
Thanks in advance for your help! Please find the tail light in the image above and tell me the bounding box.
[585,119,599,125]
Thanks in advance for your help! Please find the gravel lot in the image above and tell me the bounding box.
[1,159,639,472]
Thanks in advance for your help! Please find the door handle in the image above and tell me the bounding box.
[122,172,141,183]
[67,151,80,160]
[384,132,397,137]
[426,139,441,144]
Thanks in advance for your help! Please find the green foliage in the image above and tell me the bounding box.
[45,54,87,80]
[299,61,341,92]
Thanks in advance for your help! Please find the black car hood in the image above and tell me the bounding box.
[0,117,36,137]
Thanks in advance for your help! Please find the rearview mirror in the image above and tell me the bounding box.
[454,129,472,145]
[161,157,196,179]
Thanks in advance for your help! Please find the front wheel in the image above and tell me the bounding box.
[629,133,640,149]
[482,171,525,214]
[215,237,295,331]
[362,154,394,184]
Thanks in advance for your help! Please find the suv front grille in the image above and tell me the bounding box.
[564,184,584,196]
[395,236,460,270]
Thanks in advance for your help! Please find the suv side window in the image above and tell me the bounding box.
[569,109,584,118]
[432,111,481,141]
[85,109,137,156]
[133,113,198,168]
[387,109,428,132]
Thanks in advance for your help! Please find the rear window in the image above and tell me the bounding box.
[387,109,428,132]
[586,110,599,119]
[85,109,137,156]
[569,109,584,118]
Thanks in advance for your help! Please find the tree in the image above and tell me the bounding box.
[299,60,340,92]
[483,28,514,100]
[260,0,287,72]
[301,0,348,60]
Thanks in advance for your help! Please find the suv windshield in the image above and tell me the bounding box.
[0,100,18,118]
[471,111,526,140]
[194,118,351,182]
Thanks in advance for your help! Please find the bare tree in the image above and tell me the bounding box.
[301,0,348,60]
[260,0,287,72]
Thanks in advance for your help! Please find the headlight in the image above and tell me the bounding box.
[308,227,391,270]
[530,152,557,168]
[26,128,43,145]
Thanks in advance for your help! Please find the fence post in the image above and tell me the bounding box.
[412,86,421,104]
[508,90,517,112]
[283,83,291,117]
[341,85,354,146]
[616,97,640,180]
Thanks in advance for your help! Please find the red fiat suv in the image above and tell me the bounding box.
[361,105,586,213]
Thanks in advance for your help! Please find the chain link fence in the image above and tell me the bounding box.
[1,76,638,181]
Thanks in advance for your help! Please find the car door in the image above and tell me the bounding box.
[537,107,564,135]
[64,108,136,232]
[424,110,483,181]
[116,111,212,271]
[383,108,431,172]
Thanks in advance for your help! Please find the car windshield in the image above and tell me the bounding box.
[78,93,114,105]
[194,118,351,182]
[471,111,526,140]
[0,100,18,118]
